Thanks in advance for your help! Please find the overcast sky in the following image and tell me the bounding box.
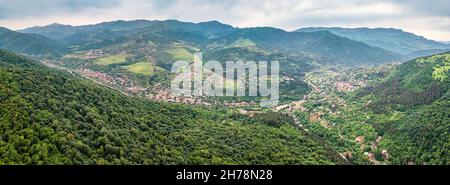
[0,0,449,41]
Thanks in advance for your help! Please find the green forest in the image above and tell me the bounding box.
[0,49,345,164]
[360,53,450,164]
[0,18,449,166]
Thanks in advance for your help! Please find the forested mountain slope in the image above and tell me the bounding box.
[0,27,67,57]
[357,52,450,164]
[0,49,345,165]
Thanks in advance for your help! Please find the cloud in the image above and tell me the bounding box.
[0,0,119,19]
[0,0,449,41]
[387,0,450,17]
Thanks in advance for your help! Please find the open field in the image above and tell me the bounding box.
[94,55,127,65]
[122,61,154,76]
[165,47,194,62]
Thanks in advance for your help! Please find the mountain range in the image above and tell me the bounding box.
[14,20,402,65]
[295,27,450,55]
[0,27,67,57]
[0,20,445,65]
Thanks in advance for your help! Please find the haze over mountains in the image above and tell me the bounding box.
[0,17,449,165]
[0,27,67,57]
[0,20,445,66]
[0,20,444,66]
[20,19,397,65]
[296,27,450,56]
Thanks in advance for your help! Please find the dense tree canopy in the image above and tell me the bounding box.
[0,49,345,165]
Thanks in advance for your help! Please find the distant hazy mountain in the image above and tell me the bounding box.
[295,27,450,55]
[20,20,236,43]
[19,20,155,41]
[19,20,158,47]
[19,23,77,41]
[402,49,450,61]
[211,27,400,64]
[18,20,399,64]
[19,20,237,49]
[128,22,399,65]
[0,27,67,57]
[122,20,237,46]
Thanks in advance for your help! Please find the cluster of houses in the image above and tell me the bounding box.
[151,89,212,106]
[334,80,367,92]
[78,68,119,84]
[335,81,356,92]
[77,68,150,95]
[356,135,390,163]
[126,86,148,94]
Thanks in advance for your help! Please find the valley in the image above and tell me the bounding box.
[0,19,448,165]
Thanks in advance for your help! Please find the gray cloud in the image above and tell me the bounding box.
[388,0,450,17]
[0,0,119,19]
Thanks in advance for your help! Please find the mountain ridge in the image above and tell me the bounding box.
[0,27,67,57]
[295,27,450,55]
[16,20,399,65]
[355,51,449,164]
[210,28,399,64]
